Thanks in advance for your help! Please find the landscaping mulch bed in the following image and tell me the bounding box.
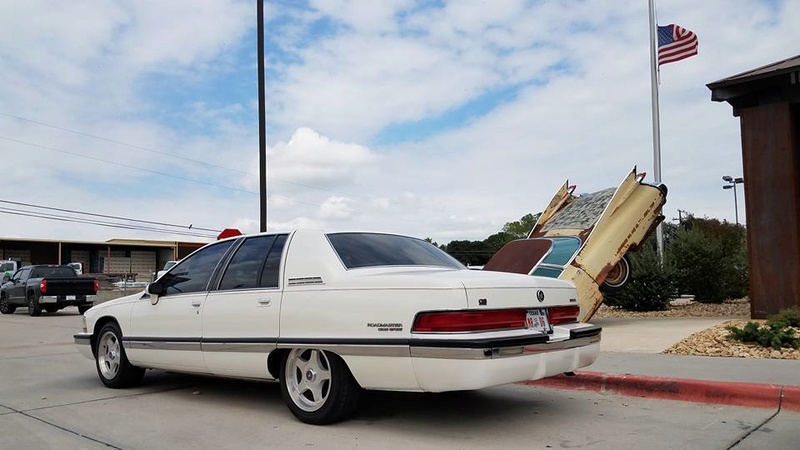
[595,299,800,360]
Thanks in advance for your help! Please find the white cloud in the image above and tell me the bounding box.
[319,196,354,220]
[267,127,377,190]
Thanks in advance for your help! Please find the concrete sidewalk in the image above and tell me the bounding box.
[526,316,800,411]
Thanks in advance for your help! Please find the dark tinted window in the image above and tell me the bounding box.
[328,233,462,269]
[30,267,77,278]
[219,235,277,291]
[260,234,287,288]
[162,241,235,295]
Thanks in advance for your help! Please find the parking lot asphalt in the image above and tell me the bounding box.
[1,308,798,449]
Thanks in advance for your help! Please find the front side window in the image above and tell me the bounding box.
[162,241,235,295]
[12,268,29,282]
[328,233,463,269]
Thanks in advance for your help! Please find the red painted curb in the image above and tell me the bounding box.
[782,386,800,412]
[522,371,797,411]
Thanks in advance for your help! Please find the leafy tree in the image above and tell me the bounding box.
[671,217,748,302]
[423,237,439,247]
[502,213,541,240]
[442,240,494,266]
[484,231,514,254]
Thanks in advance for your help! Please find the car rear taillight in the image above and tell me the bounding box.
[412,309,527,332]
[93,279,99,294]
[40,279,47,294]
[548,305,580,325]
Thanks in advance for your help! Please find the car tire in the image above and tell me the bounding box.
[602,255,631,291]
[0,294,15,314]
[95,322,145,389]
[44,305,60,314]
[280,348,360,425]
[78,305,92,315]
[27,294,42,317]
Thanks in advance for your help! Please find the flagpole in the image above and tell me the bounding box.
[648,0,665,259]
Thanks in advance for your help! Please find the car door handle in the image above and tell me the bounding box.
[257,298,271,306]
[191,300,202,308]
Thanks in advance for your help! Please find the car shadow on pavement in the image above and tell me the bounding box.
[131,372,555,427]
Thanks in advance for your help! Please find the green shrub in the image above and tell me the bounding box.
[726,321,799,350]
[727,307,800,350]
[767,307,800,328]
[602,245,676,312]
[669,220,748,303]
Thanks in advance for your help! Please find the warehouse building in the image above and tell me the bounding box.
[0,237,206,283]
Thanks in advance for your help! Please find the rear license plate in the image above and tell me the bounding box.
[66,295,76,300]
[526,308,551,334]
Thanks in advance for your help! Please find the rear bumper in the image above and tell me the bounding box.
[409,324,601,392]
[39,295,96,305]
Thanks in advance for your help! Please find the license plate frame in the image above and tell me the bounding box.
[525,308,552,334]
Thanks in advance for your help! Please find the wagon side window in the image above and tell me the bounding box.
[259,234,287,288]
[218,235,277,291]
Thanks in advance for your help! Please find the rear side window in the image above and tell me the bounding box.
[328,233,462,269]
[259,234,287,288]
[219,235,287,290]
[162,241,235,295]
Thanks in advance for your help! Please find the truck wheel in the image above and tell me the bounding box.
[27,294,42,317]
[280,348,361,424]
[78,305,92,315]
[0,295,15,314]
[95,322,145,388]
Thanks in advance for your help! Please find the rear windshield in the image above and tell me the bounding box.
[327,233,463,270]
[30,267,77,278]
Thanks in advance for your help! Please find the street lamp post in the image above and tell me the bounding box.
[722,175,744,225]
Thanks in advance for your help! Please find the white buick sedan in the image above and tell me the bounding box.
[75,230,600,424]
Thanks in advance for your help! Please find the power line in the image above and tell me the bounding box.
[0,207,216,238]
[0,135,259,195]
[0,134,429,223]
[0,112,254,177]
[0,199,220,233]
[0,112,373,199]
[0,114,480,229]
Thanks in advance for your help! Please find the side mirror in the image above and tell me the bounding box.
[147,282,165,305]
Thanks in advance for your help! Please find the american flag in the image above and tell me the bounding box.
[657,24,698,66]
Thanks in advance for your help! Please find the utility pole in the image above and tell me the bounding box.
[257,0,268,232]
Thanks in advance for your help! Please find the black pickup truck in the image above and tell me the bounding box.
[0,265,98,316]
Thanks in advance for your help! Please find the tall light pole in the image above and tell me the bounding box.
[722,175,744,225]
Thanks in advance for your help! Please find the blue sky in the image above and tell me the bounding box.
[0,0,797,243]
